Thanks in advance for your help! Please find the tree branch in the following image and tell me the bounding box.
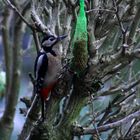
[97,77,140,96]
[127,3,140,45]
[3,0,33,29]
[112,0,128,53]
[86,8,115,14]
[73,109,140,135]
[1,6,12,98]
[32,30,41,53]
[88,48,140,81]
[31,8,52,35]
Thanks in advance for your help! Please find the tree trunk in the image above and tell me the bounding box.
[27,76,88,140]
[0,13,25,140]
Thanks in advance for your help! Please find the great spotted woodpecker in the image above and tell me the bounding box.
[34,34,67,121]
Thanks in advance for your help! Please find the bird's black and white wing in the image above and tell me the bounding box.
[34,52,48,94]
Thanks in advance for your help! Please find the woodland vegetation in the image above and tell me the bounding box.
[1,0,140,140]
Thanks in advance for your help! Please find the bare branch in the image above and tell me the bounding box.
[124,119,137,137]
[28,73,35,85]
[112,0,125,34]
[88,48,140,80]
[97,77,140,96]
[112,0,128,54]
[3,0,33,29]
[86,8,115,14]
[20,97,31,108]
[44,7,50,16]
[31,8,52,35]
[18,95,40,140]
[73,109,140,135]
[63,0,68,7]
[47,0,54,7]
[32,30,41,53]
[127,3,140,45]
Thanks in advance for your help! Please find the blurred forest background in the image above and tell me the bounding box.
[1,0,140,140]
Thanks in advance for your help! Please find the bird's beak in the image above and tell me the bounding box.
[57,34,67,41]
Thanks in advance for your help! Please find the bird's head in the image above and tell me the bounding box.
[41,34,67,50]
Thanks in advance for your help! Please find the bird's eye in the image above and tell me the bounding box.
[50,38,54,41]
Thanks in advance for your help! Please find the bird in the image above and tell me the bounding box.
[34,34,67,121]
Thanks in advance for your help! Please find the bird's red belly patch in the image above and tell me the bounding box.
[40,82,56,100]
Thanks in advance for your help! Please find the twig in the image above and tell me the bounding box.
[16,1,31,24]
[86,8,115,14]
[88,48,140,82]
[69,0,77,7]
[54,72,74,127]
[20,97,31,108]
[3,0,33,29]
[18,95,40,140]
[97,102,112,126]
[47,0,54,7]
[116,90,135,106]
[29,73,35,85]
[63,0,68,7]
[44,7,50,16]
[116,0,123,6]
[31,8,52,35]
[105,61,129,76]
[112,0,125,34]
[88,94,123,128]
[124,119,137,137]
[97,77,140,96]
[3,0,52,38]
[112,0,128,52]
[95,91,135,123]
[122,78,140,93]
[88,93,102,140]
[127,4,140,45]
[73,109,140,135]
[32,30,41,53]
